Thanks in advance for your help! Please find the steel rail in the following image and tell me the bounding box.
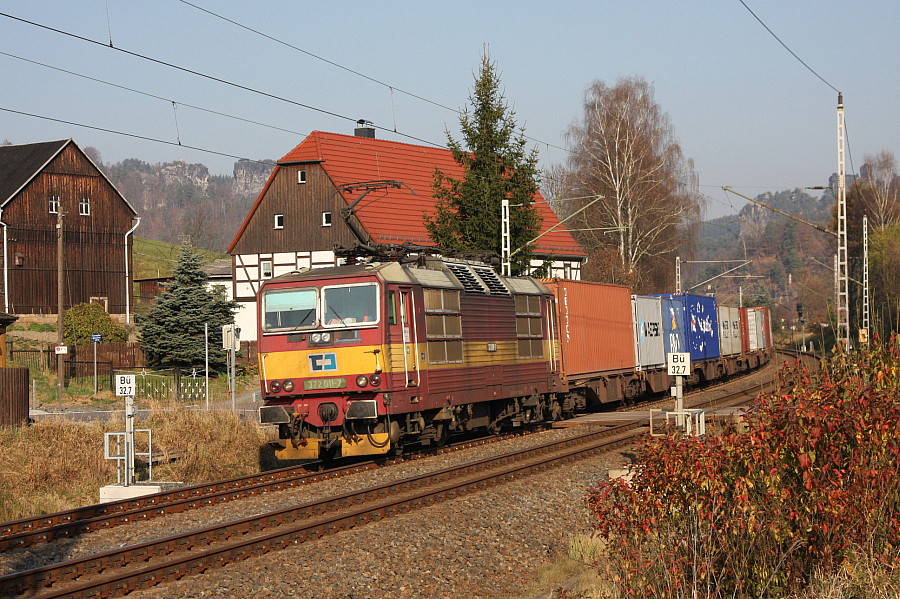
[0,423,643,598]
[0,429,537,552]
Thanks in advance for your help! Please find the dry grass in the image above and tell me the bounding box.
[0,403,275,522]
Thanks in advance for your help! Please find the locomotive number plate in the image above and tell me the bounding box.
[303,377,346,390]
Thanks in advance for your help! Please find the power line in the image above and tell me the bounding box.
[0,106,273,165]
[737,0,840,94]
[174,0,571,154]
[0,50,308,138]
[0,11,442,148]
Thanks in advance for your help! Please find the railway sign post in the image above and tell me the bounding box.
[91,333,101,394]
[667,353,690,429]
[115,375,137,486]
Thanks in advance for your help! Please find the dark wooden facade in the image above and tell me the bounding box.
[229,163,360,257]
[0,140,138,315]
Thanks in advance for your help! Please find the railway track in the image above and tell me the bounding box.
[0,350,819,597]
[0,350,813,555]
[0,430,539,553]
[0,423,644,599]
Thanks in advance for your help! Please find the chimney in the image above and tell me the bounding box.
[354,119,376,138]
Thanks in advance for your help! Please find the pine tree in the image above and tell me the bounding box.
[425,52,542,274]
[138,244,237,372]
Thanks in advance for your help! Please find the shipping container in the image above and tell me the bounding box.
[542,279,636,377]
[632,296,664,369]
[660,296,686,355]
[717,306,742,356]
[740,307,770,352]
[652,294,720,362]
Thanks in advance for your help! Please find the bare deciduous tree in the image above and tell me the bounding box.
[557,77,703,291]
[859,150,900,229]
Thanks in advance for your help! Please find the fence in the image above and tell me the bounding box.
[0,368,29,426]
[6,346,54,371]
[64,360,115,392]
[117,369,212,404]
[6,341,255,371]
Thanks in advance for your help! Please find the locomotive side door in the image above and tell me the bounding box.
[392,288,419,388]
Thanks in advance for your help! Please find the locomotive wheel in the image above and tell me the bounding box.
[433,422,450,447]
[388,420,404,456]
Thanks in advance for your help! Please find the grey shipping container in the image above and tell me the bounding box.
[632,295,666,369]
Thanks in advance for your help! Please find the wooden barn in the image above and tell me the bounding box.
[227,127,586,340]
[0,139,140,319]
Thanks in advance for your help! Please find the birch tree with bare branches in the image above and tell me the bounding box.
[556,77,703,291]
[859,150,900,229]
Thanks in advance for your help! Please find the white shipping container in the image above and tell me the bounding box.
[747,309,759,351]
[717,306,741,355]
[632,296,666,369]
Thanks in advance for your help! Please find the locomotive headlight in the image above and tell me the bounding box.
[270,380,281,392]
[311,332,322,343]
[355,375,369,387]
[320,332,332,343]
[369,374,381,387]
[282,380,295,392]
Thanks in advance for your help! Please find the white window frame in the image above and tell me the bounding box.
[79,197,90,216]
[274,214,284,229]
[298,169,307,184]
[322,211,332,227]
[49,195,60,214]
[260,259,274,279]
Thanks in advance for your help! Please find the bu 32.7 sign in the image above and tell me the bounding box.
[667,352,691,376]
[115,374,136,397]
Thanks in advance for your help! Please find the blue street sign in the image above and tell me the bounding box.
[91,333,102,343]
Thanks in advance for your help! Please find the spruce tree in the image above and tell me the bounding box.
[426,52,542,274]
[138,244,237,372]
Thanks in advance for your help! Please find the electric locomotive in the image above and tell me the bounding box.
[257,257,565,460]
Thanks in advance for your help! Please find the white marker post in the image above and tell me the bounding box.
[91,333,102,394]
[115,374,137,486]
[667,352,691,429]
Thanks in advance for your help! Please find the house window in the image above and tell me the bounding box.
[89,296,109,311]
[49,195,60,214]
[322,212,332,227]
[274,214,284,229]
[298,169,307,184]
[261,259,273,279]
[79,197,90,216]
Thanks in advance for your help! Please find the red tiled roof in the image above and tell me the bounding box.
[233,131,585,258]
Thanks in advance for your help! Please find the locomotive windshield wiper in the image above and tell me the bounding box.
[327,306,351,327]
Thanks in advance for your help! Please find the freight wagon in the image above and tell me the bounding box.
[256,256,773,460]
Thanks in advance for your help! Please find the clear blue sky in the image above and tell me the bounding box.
[2,1,898,219]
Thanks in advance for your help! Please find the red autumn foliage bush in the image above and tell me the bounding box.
[586,336,900,598]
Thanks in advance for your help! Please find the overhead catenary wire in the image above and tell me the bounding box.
[0,11,441,148]
[175,0,571,155]
[0,106,274,166]
[0,51,309,138]
[737,0,840,94]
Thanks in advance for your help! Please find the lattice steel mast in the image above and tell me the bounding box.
[836,93,850,351]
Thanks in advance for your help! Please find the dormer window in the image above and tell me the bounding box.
[79,197,90,216]
[274,214,284,229]
[298,169,307,184]
[49,195,59,214]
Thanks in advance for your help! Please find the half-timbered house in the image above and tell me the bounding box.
[227,128,586,340]
[0,139,140,319]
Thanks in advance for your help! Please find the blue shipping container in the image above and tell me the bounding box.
[651,294,720,363]
[660,296,686,356]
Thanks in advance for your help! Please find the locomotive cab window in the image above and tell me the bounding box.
[323,283,379,327]
[262,288,317,331]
